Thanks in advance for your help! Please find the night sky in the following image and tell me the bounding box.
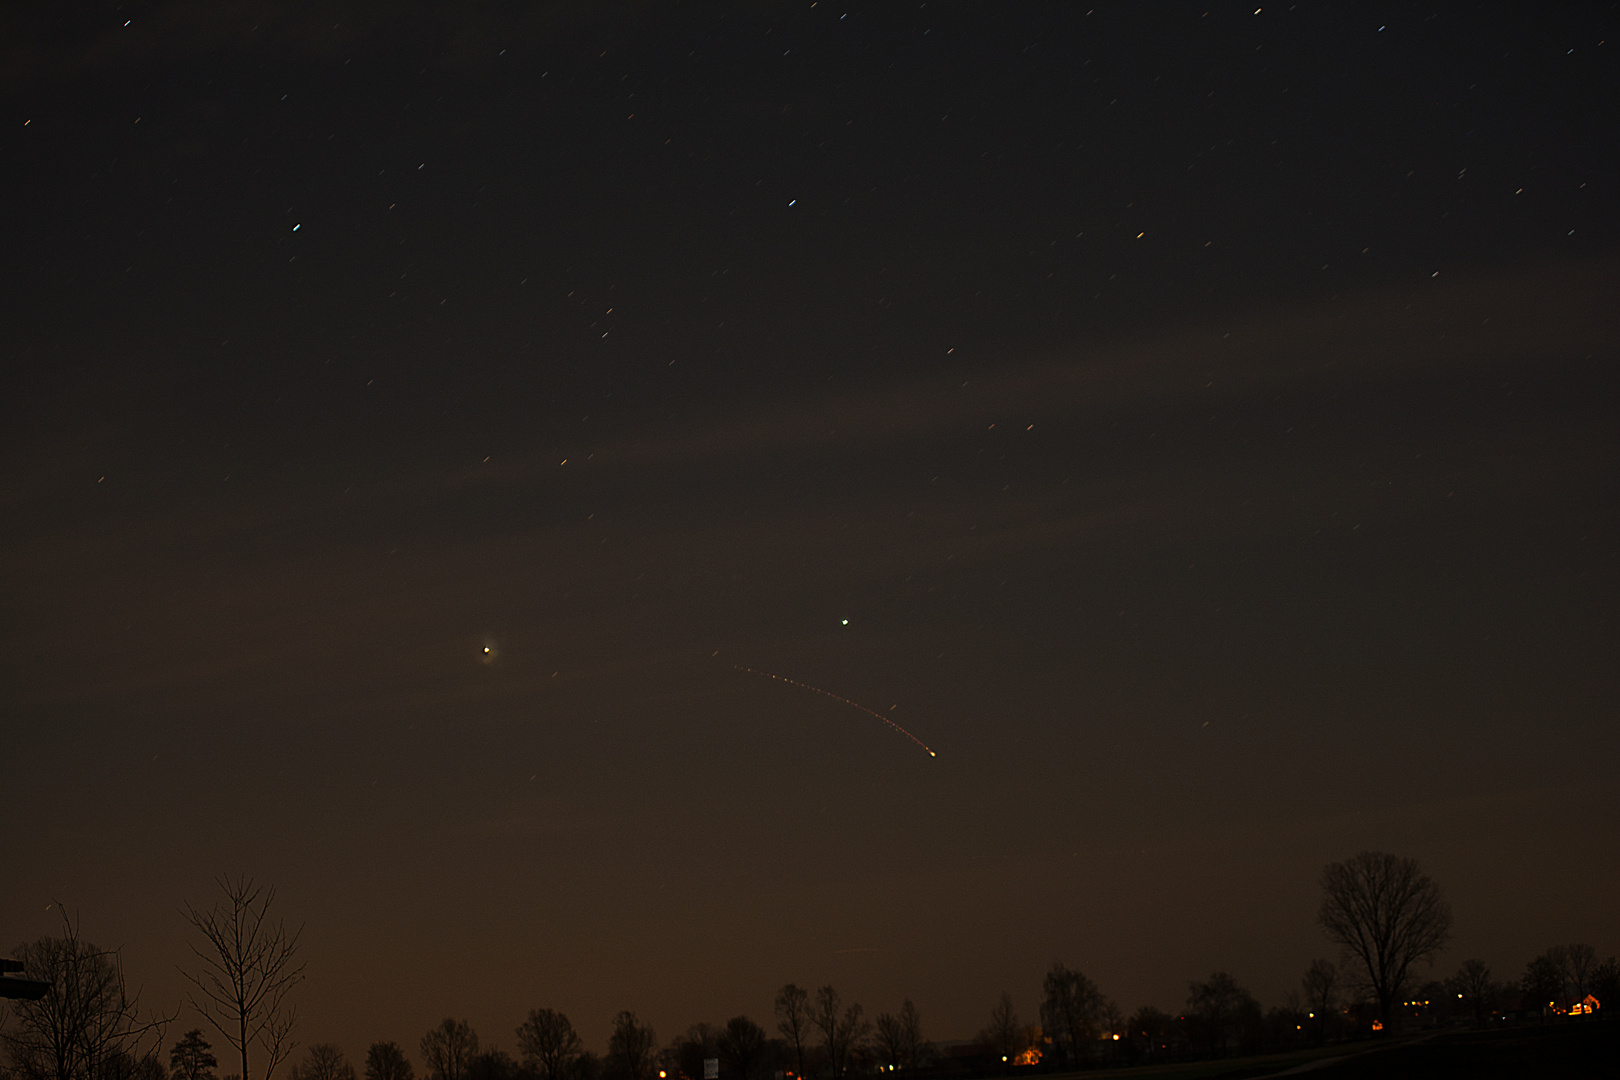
[3,0,1617,1062]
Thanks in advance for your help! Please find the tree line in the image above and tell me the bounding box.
[5,855,1615,1080]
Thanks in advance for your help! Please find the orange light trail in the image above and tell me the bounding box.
[733,665,937,758]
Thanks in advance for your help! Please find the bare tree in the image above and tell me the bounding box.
[772,986,811,1080]
[1592,956,1620,1014]
[716,1017,766,1080]
[464,1051,516,1080]
[1300,959,1338,1044]
[571,1053,601,1080]
[976,994,1020,1068]
[810,988,867,1080]
[1186,973,1254,1056]
[2,912,169,1080]
[419,1022,477,1080]
[1125,1007,1170,1058]
[1521,952,1565,1019]
[895,1001,922,1073]
[181,877,304,1080]
[871,1002,924,1074]
[362,1044,412,1080]
[1317,852,1452,1030]
[871,1016,904,1074]
[1446,959,1493,1027]
[516,1010,581,1080]
[288,1047,354,1080]
[604,1013,655,1080]
[1561,943,1598,1002]
[101,1051,168,1080]
[1096,1000,1124,1043]
[669,1023,717,1080]
[170,1032,218,1080]
[1039,963,1100,1068]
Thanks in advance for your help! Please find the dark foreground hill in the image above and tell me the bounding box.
[1079,1020,1615,1080]
[1300,1022,1615,1080]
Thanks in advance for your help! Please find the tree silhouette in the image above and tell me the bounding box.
[1186,973,1255,1056]
[1446,959,1493,1027]
[715,1017,766,1080]
[1300,959,1338,1044]
[419,1021,478,1080]
[897,1001,922,1073]
[2,912,169,1080]
[516,1010,582,1080]
[465,1051,518,1080]
[976,994,1020,1068]
[605,1013,655,1080]
[288,1046,354,1080]
[1521,952,1564,1020]
[772,986,811,1080]
[181,877,304,1080]
[810,988,867,1080]
[1591,956,1620,1015]
[362,1044,412,1080]
[671,1023,718,1080]
[872,1015,903,1075]
[171,1032,218,1080]
[1096,1000,1123,1045]
[872,1001,924,1075]
[1125,1007,1170,1059]
[101,1050,169,1080]
[570,1053,601,1080]
[1561,943,1598,1003]
[1039,963,1100,1068]
[1317,852,1452,1030]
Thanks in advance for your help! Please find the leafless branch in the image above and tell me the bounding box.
[1318,851,1452,1029]
[180,876,305,1080]
[1,906,174,1080]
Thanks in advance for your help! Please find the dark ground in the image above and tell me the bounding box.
[1079,1020,1617,1080]
[1303,1022,1616,1079]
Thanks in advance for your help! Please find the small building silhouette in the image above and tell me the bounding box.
[0,958,51,1000]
